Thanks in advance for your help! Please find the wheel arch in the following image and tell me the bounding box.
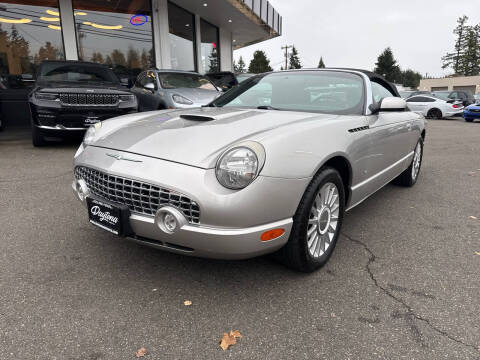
[315,155,352,206]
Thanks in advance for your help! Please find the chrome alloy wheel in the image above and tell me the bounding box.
[411,142,422,180]
[307,182,340,259]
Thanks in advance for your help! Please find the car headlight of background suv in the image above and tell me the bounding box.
[35,92,59,101]
[215,141,266,190]
[172,94,193,105]
[119,94,136,103]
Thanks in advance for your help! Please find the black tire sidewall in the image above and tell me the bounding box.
[288,168,345,272]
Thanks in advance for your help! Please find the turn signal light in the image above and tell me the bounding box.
[260,229,285,241]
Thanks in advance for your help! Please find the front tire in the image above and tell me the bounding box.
[393,138,423,187]
[465,118,473,123]
[426,108,442,119]
[277,167,345,272]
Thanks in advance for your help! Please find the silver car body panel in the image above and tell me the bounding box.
[73,69,426,259]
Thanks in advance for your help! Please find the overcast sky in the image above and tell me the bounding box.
[234,0,480,77]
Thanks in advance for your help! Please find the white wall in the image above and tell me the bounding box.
[219,28,233,72]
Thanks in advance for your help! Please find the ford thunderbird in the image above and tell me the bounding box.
[72,69,425,272]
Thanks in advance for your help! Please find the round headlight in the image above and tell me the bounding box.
[83,122,101,146]
[216,146,261,190]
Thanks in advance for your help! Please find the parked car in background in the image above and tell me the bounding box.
[432,90,475,107]
[29,61,138,147]
[131,70,221,111]
[406,95,463,119]
[463,103,480,122]
[399,90,431,99]
[205,71,238,92]
[73,69,425,272]
[236,73,255,83]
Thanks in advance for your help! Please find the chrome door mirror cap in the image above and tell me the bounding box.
[144,83,155,91]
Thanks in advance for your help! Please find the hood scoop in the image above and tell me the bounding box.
[180,114,215,121]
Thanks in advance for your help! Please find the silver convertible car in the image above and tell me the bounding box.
[72,69,425,272]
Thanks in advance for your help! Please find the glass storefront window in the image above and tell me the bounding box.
[73,0,154,84]
[0,0,64,89]
[200,19,219,74]
[168,2,195,71]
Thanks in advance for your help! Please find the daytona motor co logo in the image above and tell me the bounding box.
[90,206,119,225]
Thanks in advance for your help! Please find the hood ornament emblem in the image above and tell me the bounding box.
[106,153,143,162]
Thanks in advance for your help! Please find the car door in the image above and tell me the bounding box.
[406,96,430,115]
[365,81,415,194]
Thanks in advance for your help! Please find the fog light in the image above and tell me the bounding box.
[163,213,177,232]
[155,206,188,234]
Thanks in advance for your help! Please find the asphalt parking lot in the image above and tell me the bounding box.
[1,118,479,360]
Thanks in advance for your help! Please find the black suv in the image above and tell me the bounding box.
[432,90,475,107]
[29,61,138,146]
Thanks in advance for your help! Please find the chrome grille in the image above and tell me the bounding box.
[75,166,200,224]
[60,93,118,106]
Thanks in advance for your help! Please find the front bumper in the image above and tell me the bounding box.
[73,145,309,259]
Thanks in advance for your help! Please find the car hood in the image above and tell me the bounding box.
[92,107,332,169]
[466,104,480,110]
[168,88,220,104]
[35,81,130,93]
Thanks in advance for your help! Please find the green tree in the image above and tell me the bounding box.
[110,49,126,67]
[318,57,325,68]
[237,56,246,73]
[91,52,104,64]
[208,49,219,73]
[461,25,480,75]
[127,46,141,69]
[248,50,273,73]
[288,46,301,69]
[401,69,422,88]
[37,42,58,62]
[442,15,469,74]
[374,47,401,83]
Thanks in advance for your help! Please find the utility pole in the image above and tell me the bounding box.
[281,45,292,70]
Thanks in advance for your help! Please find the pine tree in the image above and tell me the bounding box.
[248,50,273,73]
[442,15,469,74]
[237,56,246,73]
[288,46,301,69]
[374,47,401,83]
[208,49,219,73]
[401,69,422,89]
[318,57,325,68]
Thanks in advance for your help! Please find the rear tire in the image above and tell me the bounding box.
[32,126,47,147]
[426,108,442,120]
[275,167,345,272]
[393,138,423,187]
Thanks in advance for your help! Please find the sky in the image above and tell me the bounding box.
[234,0,480,77]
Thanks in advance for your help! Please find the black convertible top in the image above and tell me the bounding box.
[327,68,400,97]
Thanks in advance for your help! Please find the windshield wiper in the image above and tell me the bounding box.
[257,105,280,110]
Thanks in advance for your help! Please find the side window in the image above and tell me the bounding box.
[448,92,457,99]
[425,97,436,103]
[135,72,147,88]
[371,81,395,103]
[407,96,421,103]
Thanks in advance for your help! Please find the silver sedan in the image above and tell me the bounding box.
[73,69,425,272]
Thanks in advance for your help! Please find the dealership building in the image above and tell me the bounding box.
[0,0,282,128]
[419,75,480,94]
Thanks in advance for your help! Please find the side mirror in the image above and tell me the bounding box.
[144,82,155,91]
[370,97,407,114]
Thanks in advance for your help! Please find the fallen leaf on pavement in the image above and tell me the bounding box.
[470,216,478,220]
[184,300,192,306]
[220,330,242,351]
[136,347,147,358]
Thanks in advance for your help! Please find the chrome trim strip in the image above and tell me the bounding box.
[129,213,293,236]
[38,125,86,131]
[351,151,414,192]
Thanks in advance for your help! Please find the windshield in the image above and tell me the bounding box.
[159,73,217,90]
[211,71,365,115]
[37,62,119,83]
[432,91,451,101]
